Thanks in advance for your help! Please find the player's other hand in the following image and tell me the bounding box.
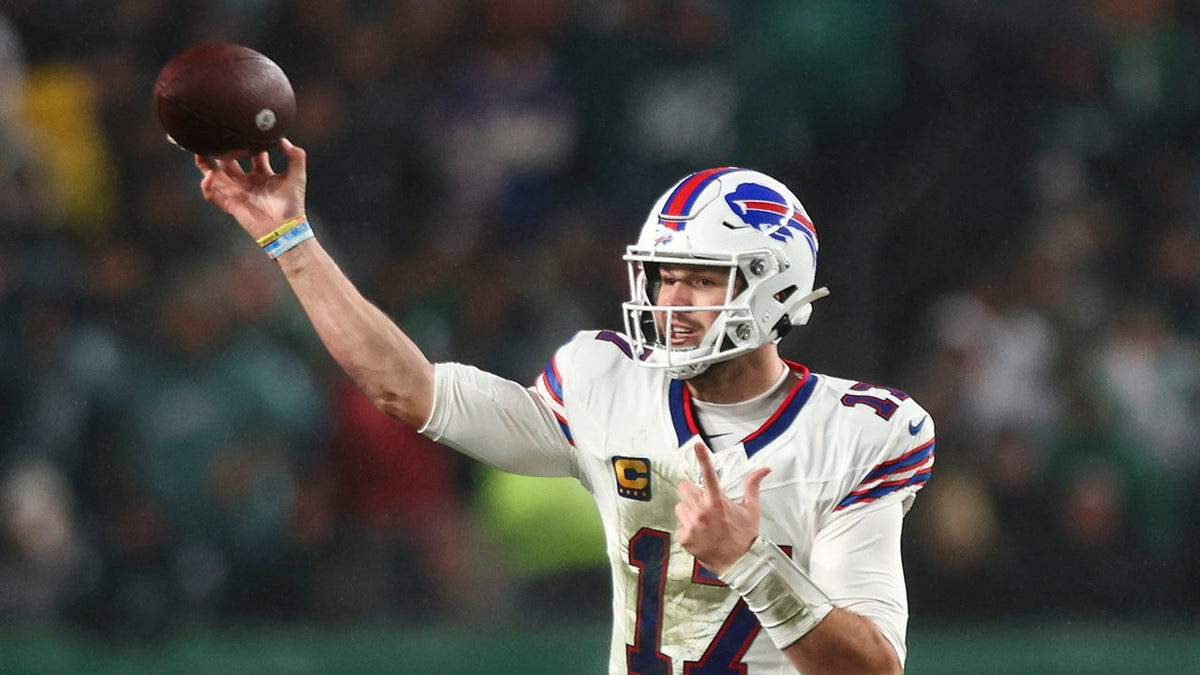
[675,442,771,577]
[195,138,307,241]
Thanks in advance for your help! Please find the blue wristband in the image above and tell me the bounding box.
[263,219,314,259]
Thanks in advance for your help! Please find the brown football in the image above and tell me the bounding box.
[153,42,295,156]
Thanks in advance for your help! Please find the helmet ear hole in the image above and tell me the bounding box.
[773,285,798,303]
[772,314,793,339]
[639,311,659,344]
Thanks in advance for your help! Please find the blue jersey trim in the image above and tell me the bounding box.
[743,373,818,459]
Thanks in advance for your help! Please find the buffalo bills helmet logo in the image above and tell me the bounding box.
[724,182,818,260]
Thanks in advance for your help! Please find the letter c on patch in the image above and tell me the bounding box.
[612,456,652,501]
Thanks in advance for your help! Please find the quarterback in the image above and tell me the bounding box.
[196,142,933,674]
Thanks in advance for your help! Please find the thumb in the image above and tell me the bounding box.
[280,138,307,181]
[742,467,771,507]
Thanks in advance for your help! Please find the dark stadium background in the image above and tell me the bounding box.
[1,1,1198,672]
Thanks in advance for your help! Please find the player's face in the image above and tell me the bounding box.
[653,264,735,348]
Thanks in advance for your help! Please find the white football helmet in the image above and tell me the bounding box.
[622,167,830,380]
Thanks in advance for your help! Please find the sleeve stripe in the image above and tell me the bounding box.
[540,358,564,404]
[835,439,936,511]
[534,361,573,446]
[835,470,931,510]
[535,374,567,415]
[552,410,575,445]
[862,438,935,481]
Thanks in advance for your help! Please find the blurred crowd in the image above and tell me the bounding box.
[1,0,1199,642]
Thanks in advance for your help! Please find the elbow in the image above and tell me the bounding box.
[794,622,904,675]
[871,636,904,675]
[841,648,901,675]
[369,384,434,429]
[842,649,901,675]
[798,648,902,675]
[371,391,430,429]
[356,364,436,429]
[863,628,903,675]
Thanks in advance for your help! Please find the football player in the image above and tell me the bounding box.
[196,142,933,674]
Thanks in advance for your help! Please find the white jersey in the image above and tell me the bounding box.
[422,330,935,674]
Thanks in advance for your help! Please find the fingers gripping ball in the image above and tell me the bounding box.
[154,43,295,156]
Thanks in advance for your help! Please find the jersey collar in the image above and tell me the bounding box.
[669,361,817,458]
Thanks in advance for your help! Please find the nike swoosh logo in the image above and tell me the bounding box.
[908,416,927,436]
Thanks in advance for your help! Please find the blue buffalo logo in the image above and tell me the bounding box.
[724,183,818,258]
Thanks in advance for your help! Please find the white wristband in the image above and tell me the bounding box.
[718,537,834,649]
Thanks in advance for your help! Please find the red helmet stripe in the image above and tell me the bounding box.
[661,167,739,220]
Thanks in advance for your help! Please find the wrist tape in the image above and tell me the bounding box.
[718,537,834,649]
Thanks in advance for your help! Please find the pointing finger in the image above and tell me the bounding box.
[692,442,721,498]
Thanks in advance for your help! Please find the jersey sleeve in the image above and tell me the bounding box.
[420,361,577,478]
[833,398,936,515]
[809,500,910,664]
[809,394,935,664]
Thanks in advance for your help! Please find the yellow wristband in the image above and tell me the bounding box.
[256,214,308,247]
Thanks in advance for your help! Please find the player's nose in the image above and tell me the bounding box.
[658,284,693,307]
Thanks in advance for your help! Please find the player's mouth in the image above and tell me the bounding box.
[668,322,702,347]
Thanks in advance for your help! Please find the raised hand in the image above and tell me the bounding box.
[675,442,771,576]
[195,138,308,241]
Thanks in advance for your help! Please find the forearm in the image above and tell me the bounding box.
[781,607,901,674]
[718,537,901,674]
[277,237,434,427]
[194,144,432,423]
